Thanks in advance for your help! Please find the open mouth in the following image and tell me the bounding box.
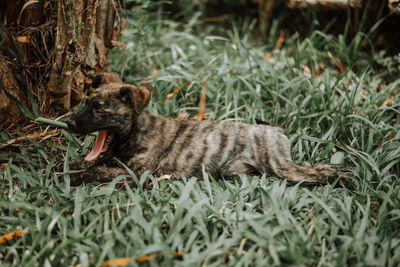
[84,130,114,161]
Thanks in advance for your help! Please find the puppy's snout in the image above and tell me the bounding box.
[67,119,77,130]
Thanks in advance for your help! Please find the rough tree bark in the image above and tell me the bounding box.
[0,49,27,127]
[0,0,124,128]
[46,0,98,111]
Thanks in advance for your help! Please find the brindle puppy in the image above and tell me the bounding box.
[63,73,346,186]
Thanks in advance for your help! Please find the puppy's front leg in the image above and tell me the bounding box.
[56,161,128,186]
[55,159,95,177]
[68,165,128,186]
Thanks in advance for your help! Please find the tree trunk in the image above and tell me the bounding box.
[0,49,27,127]
[0,0,125,128]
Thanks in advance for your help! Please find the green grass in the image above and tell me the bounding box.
[1,4,400,266]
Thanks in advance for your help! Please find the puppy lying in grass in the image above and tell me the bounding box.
[63,72,347,185]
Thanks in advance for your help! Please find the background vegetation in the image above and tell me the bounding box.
[1,1,399,266]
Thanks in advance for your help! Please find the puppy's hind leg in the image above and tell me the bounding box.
[220,157,259,177]
[266,132,347,185]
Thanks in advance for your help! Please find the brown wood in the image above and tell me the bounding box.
[0,49,26,126]
[0,0,124,128]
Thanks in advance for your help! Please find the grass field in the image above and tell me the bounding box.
[1,3,400,266]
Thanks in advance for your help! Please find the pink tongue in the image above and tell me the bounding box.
[85,130,108,161]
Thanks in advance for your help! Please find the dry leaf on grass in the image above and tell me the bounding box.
[308,217,315,235]
[100,252,189,266]
[315,62,326,77]
[375,135,395,146]
[142,59,157,87]
[167,55,220,99]
[146,174,172,188]
[0,129,60,149]
[276,30,285,50]
[17,36,31,44]
[328,52,345,74]
[380,98,393,107]
[0,229,30,244]
[167,80,191,99]
[136,252,188,262]
[100,258,132,266]
[204,17,225,22]
[194,75,209,121]
[301,64,312,78]
[376,84,386,91]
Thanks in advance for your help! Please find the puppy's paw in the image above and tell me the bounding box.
[315,164,350,186]
[55,160,94,186]
[55,160,93,172]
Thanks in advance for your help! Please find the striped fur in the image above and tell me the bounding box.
[64,73,347,185]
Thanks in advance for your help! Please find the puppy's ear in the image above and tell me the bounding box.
[91,72,122,88]
[119,86,150,115]
[91,75,103,88]
[119,86,134,104]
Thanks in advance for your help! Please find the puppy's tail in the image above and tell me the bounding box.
[273,162,348,185]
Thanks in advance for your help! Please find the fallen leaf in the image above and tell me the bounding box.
[380,98,393,107]
[361,90,368,99]
[204,17,225,22]
[276,30,285,50]
[328,52,345,74]
[238,238,248,255]
[32,60,42,66]
[143,59,157,87]
[100,258,132,266]
[301,64,311,78]
[100,252,188,266]
[136,252,188,262]
[146,174,171,188]
[315,62,326,77]
[194,75,209,121]
[375,135,395,146]
[0,229,30,244]
[0,129,59,149]
[21,123,36,131]
[334,59,345,74]
[376,84,386,91]
[17,36,30,44]
[167,55,220,99]
[167,80,190,99]
[308,217,314,235]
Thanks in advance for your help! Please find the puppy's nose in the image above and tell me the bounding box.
[66,120,76,129]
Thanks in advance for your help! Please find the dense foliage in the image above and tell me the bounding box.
[1,2,399,266]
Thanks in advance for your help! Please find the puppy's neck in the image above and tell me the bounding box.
[137,109,159,131]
